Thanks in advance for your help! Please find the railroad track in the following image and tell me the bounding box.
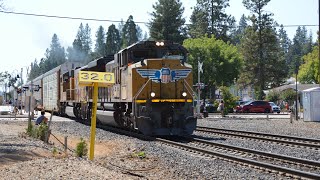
[157,137,320,179]
[69,120,320,179]
[196,126,320,149]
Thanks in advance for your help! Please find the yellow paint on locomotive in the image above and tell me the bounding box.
[130,59,193,102]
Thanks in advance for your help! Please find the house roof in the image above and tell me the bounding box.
[302,87,320,92]
[269,84,320,92]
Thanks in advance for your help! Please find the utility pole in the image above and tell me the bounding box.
[318,0,320,86]
[20,68,23,115]
[28,79,34,129]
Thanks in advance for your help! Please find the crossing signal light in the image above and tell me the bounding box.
[17,88,22,94]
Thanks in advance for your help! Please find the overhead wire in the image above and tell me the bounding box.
[0,10,318,28]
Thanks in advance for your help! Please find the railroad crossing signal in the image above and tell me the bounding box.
[78,71,115,160]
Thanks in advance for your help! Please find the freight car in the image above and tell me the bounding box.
[21,62,82,113]
[25,40,197,136]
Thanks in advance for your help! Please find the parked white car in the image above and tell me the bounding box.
[0,105,12,115]
[269,102,281,114]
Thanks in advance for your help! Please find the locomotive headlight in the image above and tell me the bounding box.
[156,41,165,46]
[150,92,156,97]
[182,92,187,97]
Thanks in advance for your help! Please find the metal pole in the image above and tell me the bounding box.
[296,73,298,121]
[89,82,98,160]
[28,80,33,127]
[4,83,7,103]
[318,0,320,85]
[197,60,201,117]
[20,68,23,115]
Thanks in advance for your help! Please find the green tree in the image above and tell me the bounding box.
[121,15,138,48]
[298,45,319,83]
[0,0,5,10]
[280,89,296,105]
[287,26,313,76]
[28,59,41,80]
[278,24,291,75]
[94,26,106,57]
[46,34,66,67]
[67,23,92,62]
[189,2,209,38]
[189,0,235,42]
[0,71,18,88]
[136,25,143,41]
[230,14,248,45]
[149,0,186,44]
[240,0,286,99]
[83,23,92,58]
[266,90,280,102]
[183,36,243,99]
[220,86,237,115]
[106,24,121,55]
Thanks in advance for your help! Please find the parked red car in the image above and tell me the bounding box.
[234,100,250,113]
[241,100,272,113]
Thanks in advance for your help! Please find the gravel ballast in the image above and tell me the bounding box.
[1,114,319,179]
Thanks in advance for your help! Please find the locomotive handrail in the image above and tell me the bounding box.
[183,79,197,100]
[132,79,151,120]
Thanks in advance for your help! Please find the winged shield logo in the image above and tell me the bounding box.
[136,68,191,83]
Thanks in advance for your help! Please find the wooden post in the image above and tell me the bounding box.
[45,110,54,143]
[64,136,68,155]
[89,82,98,160]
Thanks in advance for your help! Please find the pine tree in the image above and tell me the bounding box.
[0,0,5,10]
[287,26,313,75]
[47,34,66,66]
[278,24,291,76]
[149,0,186,44]
[230,14,248,44]
[83,23,92,58]
[240,0,286,99]
[189,0,235,42]
[94,26,106,57]
[189,3,209,38]
[121,15,138,48]
[106,24,121,55]
[67,23,92,62]
[136,25,143,41]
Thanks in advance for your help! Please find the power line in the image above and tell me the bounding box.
[0,10,146,24]
[0,10,318,28]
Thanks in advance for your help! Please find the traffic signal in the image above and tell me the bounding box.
[34,85,42,92]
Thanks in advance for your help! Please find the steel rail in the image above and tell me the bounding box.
[191,137,320,167]
[196,126,320,149]
[157,137,320,179]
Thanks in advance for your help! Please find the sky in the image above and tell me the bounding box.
[0,0,318,82]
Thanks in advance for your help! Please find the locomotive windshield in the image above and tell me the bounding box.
[129,41,187,63]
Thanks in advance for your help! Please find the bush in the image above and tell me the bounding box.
[131,151,146,159]
[26,123,49,141]
[52,147,58,156]
[219,86,238,115]
[76,138,88,158]
[280,89,296,104]
[266,90,280,102]
[37,123,49,141]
